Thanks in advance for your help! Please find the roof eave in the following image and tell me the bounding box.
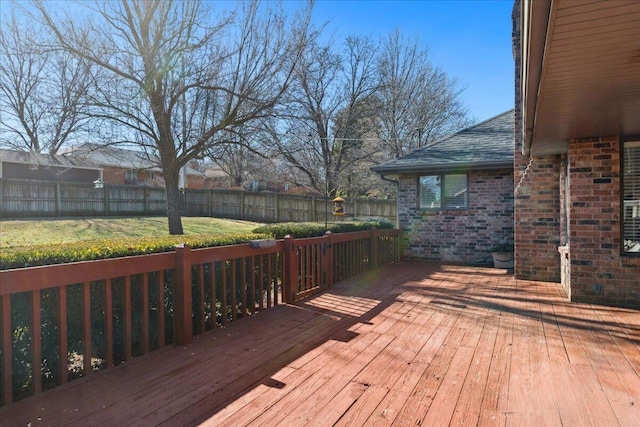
[521,0,552,157]
[372,160,514,175]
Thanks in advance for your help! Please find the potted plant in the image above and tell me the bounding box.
[490,241,514,269]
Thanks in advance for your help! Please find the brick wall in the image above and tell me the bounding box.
[398,169,514,265]
[102,167,127,185]
[567,137,640,305]
[514,153,562,282]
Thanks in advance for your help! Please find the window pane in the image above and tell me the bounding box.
[419,175,441,209]
[443,174,468,209]
[623,141,640,253]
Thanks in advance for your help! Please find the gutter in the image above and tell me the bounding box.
[521,0,553,157]
[372,160,514,175]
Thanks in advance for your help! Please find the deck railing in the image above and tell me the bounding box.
[0,228,401,406]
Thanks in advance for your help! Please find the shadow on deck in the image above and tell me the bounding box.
[1,262,639,426]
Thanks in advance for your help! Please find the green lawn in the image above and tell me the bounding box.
[0,217,263,248]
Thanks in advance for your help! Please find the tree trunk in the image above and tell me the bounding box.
[164,169,184,235]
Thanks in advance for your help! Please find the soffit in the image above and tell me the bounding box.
[529,0,640,155]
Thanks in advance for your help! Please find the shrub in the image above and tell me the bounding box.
[490,241,514,253]
[0,232,270,270]
[252,218,394,239]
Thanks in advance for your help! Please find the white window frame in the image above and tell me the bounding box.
[622,139,640,255]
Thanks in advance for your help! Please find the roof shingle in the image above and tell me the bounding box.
[372,110,514,174]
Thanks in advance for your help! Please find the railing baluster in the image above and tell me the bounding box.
[258,255,264,311]
[274,254,280,306]
[231,259,237,321]
[30,290,42,393]
[157,270,165,347]
[241,258,247,316]
[124,276,132,361]
[142,273,150,355]
[105,279,113,368]
[198,265,205,334]
[57,286,68,385]
[250,256,256,315]
[209,263,217,327]
[267,254,272,309]
[1,294,13,405]
[305,245,311,291]
[82,282,92,376]
[221,262,227,325]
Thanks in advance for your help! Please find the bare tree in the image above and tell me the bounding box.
[0,14,93,154]
[272,36,380,196]
[377,30,470,158]
[34,0,312,234]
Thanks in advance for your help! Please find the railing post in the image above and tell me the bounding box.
[370,227,379,269]
[323,231,334,288]
[398,228,405,261]
[174,244,193,345]
[283,235,298,303]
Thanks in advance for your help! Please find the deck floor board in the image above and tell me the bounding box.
[1,262,640,427]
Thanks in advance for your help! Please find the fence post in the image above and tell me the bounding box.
[55,183,62,217]
[174,244,193,345]
[370,227,379,269]
[240,191,245,220]
[274,192,279,223]
[143,186,148,215]
[104,185,109,216]
[398,228,404,261]
[283,235,298,303]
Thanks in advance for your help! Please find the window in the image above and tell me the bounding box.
[419,174,468,210]
[125,170,137,183]
[623,140,640,254]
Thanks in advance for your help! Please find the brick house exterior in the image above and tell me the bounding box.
[62,144,208,189]
[0,149,101,183]
[373,111,515,265]
[515,0,640,306]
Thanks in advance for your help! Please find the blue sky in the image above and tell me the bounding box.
[1,0,515,123]
[309,0,515,122]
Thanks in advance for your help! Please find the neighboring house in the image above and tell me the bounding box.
[62,143,207,189]
[372,110,515,265]
[0,148,101,183]
[514,0,640,305]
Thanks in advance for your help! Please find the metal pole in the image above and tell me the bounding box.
[325,170,328,231]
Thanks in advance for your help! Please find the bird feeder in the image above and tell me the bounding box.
[333,196,345,216]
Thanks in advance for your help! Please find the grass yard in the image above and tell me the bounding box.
[0,217,263,248]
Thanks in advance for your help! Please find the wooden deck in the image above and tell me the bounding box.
[2,262,640,426]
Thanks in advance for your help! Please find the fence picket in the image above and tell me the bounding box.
[0,179,396,222]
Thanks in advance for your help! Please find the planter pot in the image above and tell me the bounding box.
[491,252,514,269]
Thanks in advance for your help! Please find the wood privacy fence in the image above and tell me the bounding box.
[0,228,402,406]
[0,179,397,223]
